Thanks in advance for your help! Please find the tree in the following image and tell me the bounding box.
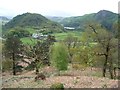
[3,27,30,38]
[33,35,55,66]
[85,24,118,79]
[24,35,56,74]
[50,43,69,71]
[63,34,78,63]
[4,30,23,75]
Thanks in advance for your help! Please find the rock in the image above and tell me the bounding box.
[35,73,46,81]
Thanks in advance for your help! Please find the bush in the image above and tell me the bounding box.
[72,64,80,70]
[50,83,64,90]
[50,43,69,71]
[2,59,13,72]
[72,64,87,70]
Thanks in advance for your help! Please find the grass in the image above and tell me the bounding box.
[52,33,68,40]
[52,31,82,40]
[90,71,102,77]
[20,31,82,45]
[20,37,38,45]
[2,65,118,88]
[25,28,36,34]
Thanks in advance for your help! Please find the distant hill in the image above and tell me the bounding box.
[0,16,10,21]
[0,16,10,25]
[3,13,64,34]
[94,10,117,30]
[59,13,95,29]
[0,16,10,35]
[54,10,118,31]
[46,16,65,23]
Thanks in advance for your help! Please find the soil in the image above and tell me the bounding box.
[2,66,119,88]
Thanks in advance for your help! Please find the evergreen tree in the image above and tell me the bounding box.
[4,30,23,75]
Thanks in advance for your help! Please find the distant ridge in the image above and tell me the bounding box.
[0,16,10,21]
[49,10,118,30]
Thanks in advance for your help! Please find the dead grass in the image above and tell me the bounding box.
[2,66,119,88]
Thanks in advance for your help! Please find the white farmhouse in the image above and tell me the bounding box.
[32,33,43,38]
[32,33,48,39]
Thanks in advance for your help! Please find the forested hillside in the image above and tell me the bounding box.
[3,13,64,34]
[52,10,118,31]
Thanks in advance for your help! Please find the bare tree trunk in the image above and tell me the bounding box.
[109,67,113,79]
[36,68,39,74]
[113,67,117,79]
[69,53,73,63]
[12,53,16,75]
[35,59,39,74]
[103,43,110,77]
[109,58,114,79]
[103,55,108,77]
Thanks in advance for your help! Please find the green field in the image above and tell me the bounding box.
[21,31,82,45]
[20,37,38,45]
[25,28,36,34]
[52,31,82,40]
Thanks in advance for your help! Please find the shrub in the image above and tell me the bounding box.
[2,59,13,72]
[50,83,64,90]
[72,64,87,70]
[50,43,69,71]
[72,64,80,70]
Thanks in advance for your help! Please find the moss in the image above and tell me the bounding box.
[50,83,64,90]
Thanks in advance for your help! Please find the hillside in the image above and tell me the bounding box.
[2,66,119,88]
[0,16,10,35]
[54,10,118,30]
[2,10,119,89]
[3,13,64,34]
[59,13,95,29]
[47,16,65,23]
[0,16,10,21]
[94,10,117,30]
[0,16,10,26]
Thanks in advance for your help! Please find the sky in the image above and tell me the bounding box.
[0,0,119,18]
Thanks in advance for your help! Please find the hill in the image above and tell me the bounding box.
[0,16,10,21]
[59,13,95,29]
[3,13,64,34]
[54,10,117,30]
[46,16,65,23]
[0,16,10,25]
[0,16,10,35]
[94,10,117,30]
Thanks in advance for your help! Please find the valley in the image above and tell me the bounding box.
[1,10,119,89]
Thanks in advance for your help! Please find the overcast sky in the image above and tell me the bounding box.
[0,0,119,17]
